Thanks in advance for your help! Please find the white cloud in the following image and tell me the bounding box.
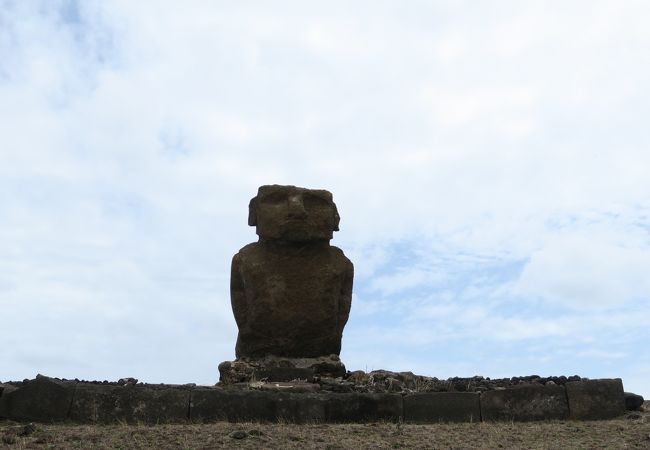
[1,0,650,396]
[370,268,446,296]
[513,227,650,308]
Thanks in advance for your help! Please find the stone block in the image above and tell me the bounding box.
[566,378,625,420]
[480,385,568,421]
[190,389,275,422]
[404,392,480,423]
[219,356,344,384]
[275,393,327,423]
[69,384,190,423]
[624,392,644,411]
[190,389,326,423]
[0,375,76,422]
[324,393,403,422]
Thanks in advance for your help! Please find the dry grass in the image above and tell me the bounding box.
[2,410,649,449]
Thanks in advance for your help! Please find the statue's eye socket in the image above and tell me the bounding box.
[260,192,288,205]
[303,195,330,208]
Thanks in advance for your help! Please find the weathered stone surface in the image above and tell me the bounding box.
[624,392,644,411]
[0,375,76,422]
[404,392,480,423]
[69,384,190,423]
[480,384,568,421]
[230,185,353,359]
[218,360,255,384]
[117,377,138,386]
[1,377,636,424]
[324,393,403,422]
[190,389,325,423]
[219,355,345,384]
[253,367,315,382]
[275,393,327,423]
[0,383,18,398]
[566,379,625,420]
[321,373,591,394]
[319,378,356,393]
[190,389,275,422]
[257,382,321,393]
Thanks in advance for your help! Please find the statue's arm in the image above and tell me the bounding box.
[230,253,247,328]
[338,259,354,334]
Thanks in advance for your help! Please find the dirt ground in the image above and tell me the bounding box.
[2,407,649,449]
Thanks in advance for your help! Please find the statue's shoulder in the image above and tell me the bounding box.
[329,245,345,256]
[329,245,353,267]
[234,242,263,260]
[238,242,260,252]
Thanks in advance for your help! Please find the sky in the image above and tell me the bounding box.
[1,1,649,397]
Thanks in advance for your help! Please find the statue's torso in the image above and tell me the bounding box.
[232,241,352,357]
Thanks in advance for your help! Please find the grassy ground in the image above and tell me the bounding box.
[2,409,649,449]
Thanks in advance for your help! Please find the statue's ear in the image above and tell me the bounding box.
[332,205,340,232]
[248,197,257,226]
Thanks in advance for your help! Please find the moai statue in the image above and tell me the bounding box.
[219,185,354,383]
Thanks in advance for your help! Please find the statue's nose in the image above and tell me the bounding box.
[287,195,307,218]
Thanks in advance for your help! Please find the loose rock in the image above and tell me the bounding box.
[229,430,248,439]
[624,392,644,411]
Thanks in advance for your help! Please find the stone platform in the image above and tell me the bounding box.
[218,355,346,384]
[0,374,639,424]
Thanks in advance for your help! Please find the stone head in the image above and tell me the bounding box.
[248,185,340,242]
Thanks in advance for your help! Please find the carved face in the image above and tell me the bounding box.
[249,185,340,242]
